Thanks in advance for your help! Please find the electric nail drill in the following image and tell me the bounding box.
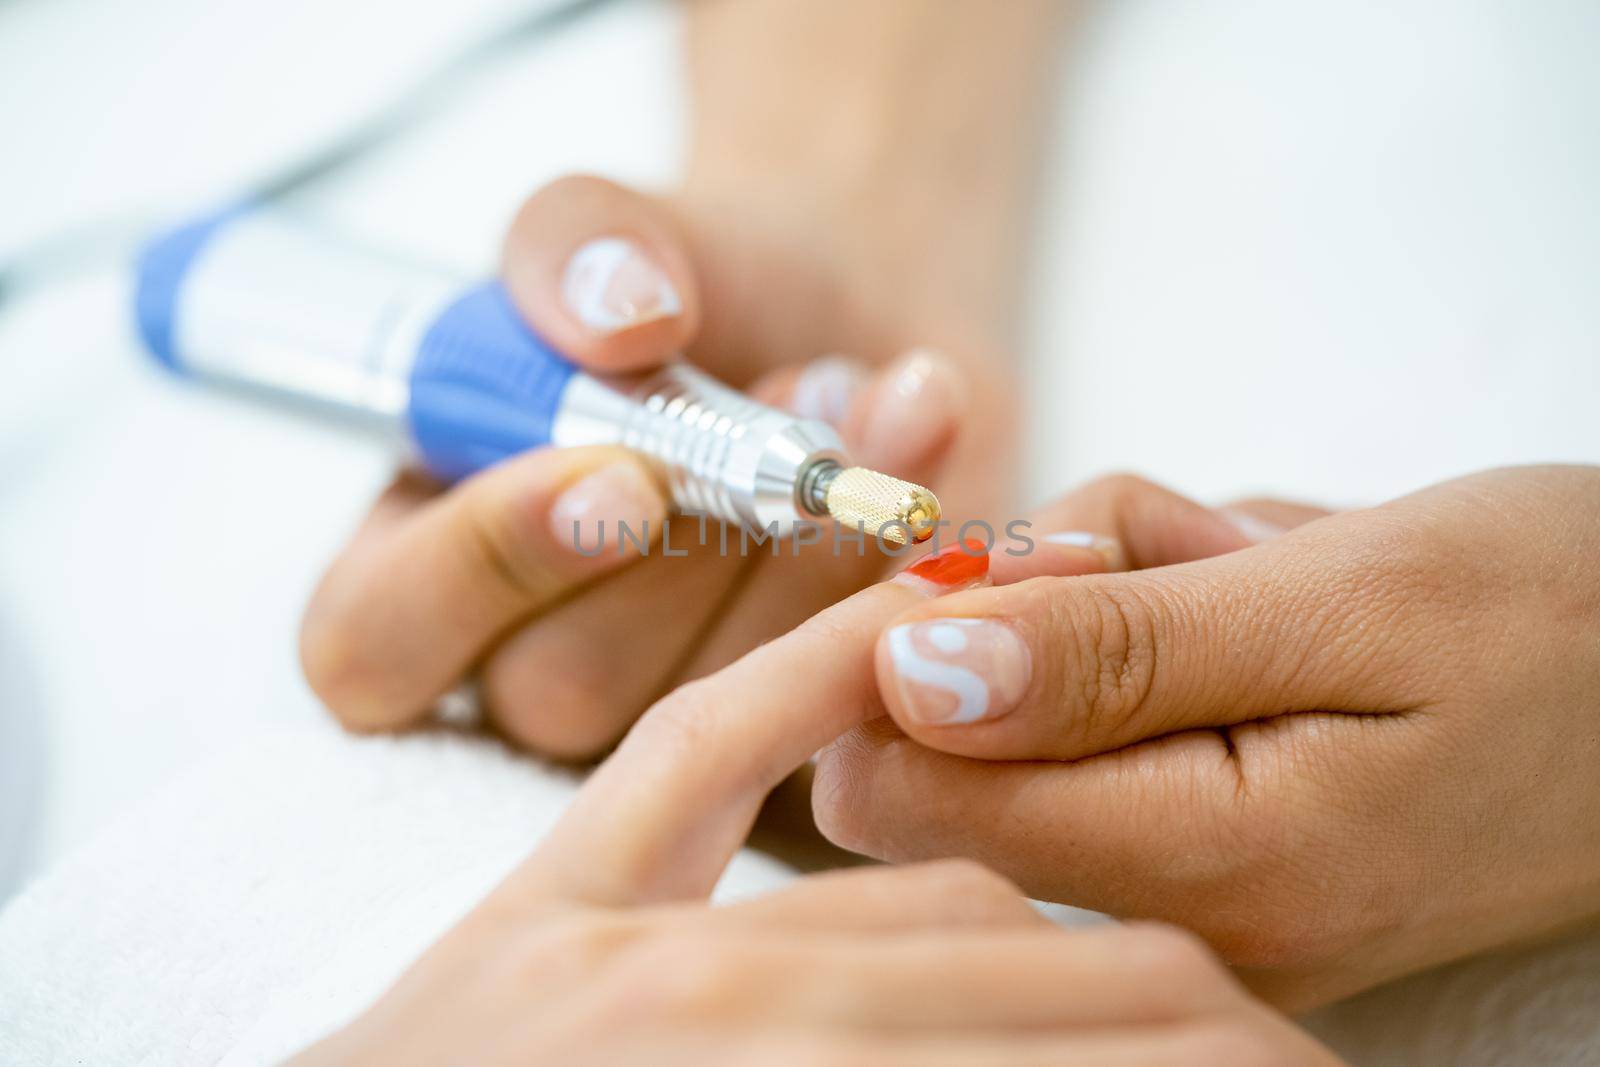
[133,209,940,543]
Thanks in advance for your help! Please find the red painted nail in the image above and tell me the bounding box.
[898,537,990,589]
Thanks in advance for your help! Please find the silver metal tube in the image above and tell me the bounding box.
[550,363,847,538]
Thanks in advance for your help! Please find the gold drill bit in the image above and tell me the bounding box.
[820,466,941,545]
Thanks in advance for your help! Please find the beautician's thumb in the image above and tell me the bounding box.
[871,534,1423,762]
[500,174,700,374]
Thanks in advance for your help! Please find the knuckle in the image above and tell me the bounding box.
[1086,471,1160,500]
[489,702,624,763]
[1118,922,1226,983]
[632,681,724,761]
[298,610,388,732]
[297,614,350,706]
[1334,515,1444,614]
[482,657,632,763]
[810,748,870,853]
[1201,889,1391,976]
[509,724,622,764]
[810,724,906,856]
[1053,580,1162,744]
[1117,816,1347,975]
[1161,826,1391,977]
[809,788,862,856]
[1379,521,1481,626]
[905,858,1024,905]
[504,909,640,987]
[455,491,545,608]
[1278,510,1464,696]
[607,934,755,1020]
[795,608,858,655]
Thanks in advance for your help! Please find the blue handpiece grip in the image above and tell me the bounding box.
[133,207,244,371]
[407,282,579,482]
[133,208,580,485]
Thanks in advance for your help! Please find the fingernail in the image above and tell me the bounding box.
[561,237,681,335]
[789,355,868,426]
[884,618,1031,725]
[548,462,665,557]
[859,349,963,471]
[1219,509,1287,544]
[1043,530,1125,571]
[892,537,991,596]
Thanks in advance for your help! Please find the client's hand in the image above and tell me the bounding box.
[817,465,1600,1011]
[289,562,1341,1066]
[297,174,1017,760]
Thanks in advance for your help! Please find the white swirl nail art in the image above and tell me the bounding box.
[1220,509,1287,544]
[885,619,991,723]
[1042,530,1123,570]
[562,237,681,334]
[1044,531,1097,547]
[789,356,867,425]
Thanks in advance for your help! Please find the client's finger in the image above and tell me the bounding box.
[992,473,1250,585]
[300,445,665,730]
[1219,496,1336,543]
[501,174,699,373]
[812,718,1246,931]
[621,923,1237,1031]
[490,546,993,910]
[873,514,1430,761]
[481,532,750,760]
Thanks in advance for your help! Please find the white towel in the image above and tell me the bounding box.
[1303,929,1600,1065]
[0,723,795,1066]
[4,721,1600,1065]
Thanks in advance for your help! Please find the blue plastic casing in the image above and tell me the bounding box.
[407,282,579,482]
[133,210,580,484]
[132,206,243,372]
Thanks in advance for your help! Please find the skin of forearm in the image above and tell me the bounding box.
[683,0,1074,358]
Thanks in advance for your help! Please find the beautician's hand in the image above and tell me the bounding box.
[816,465,1600,1011]
[291,565,1342,1067]
[296,174,1017,759]
[298,2,1069,758]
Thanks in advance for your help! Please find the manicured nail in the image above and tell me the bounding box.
[884,618,1031,725]
[789,355,868,426]
[1219,509,1286,544]
[1043,530,1124,571]
[893,537,991,596]
[548,462,665,556]
[561,237,681,334]
[859,349,962,471]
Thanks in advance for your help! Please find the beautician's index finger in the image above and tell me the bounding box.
[490,542,992,911]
